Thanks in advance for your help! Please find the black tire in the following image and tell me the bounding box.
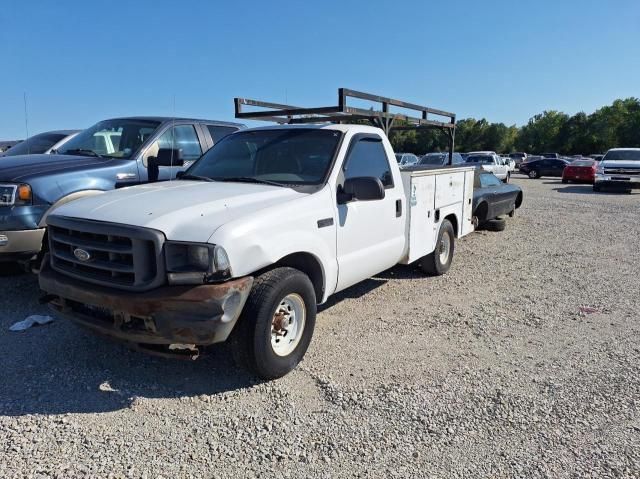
[528,170,539,179]
[485,218,506,232]
[420,219,455,276]
[561,179,568,184]
[593,184,601,192]
[232,267,316,380]
[503,172,510,183]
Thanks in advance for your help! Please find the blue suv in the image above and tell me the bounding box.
[0,116,243,269]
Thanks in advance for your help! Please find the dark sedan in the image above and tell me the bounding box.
[473,169,523,230]
[519,158,569,179]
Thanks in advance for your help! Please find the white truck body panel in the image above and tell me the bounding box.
[400,167,475,264]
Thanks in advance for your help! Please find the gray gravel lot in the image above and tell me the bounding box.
[1,177,639,478]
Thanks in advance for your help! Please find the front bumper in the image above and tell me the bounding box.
[595,175,640,189]
[0,228,46,260]
[39,257,254,353]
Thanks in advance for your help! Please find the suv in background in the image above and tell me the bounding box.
[594,148,640,192]
[0,116,244,268]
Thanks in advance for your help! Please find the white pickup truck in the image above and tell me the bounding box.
[466,152,510,182]
[39,90,475,379]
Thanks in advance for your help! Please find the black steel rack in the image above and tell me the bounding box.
[234,88,456,164]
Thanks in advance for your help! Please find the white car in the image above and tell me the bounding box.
[594,148,640,192]
[395,152,419,168]
[501,156,516,172]
[465,153,510,182]
[39,90,476,379]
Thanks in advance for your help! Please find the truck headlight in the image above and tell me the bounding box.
[0,183,32,206]
[165,242,231,284]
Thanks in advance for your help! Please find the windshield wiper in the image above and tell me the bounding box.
[179,174,215,182]
[63,148,104,159]
[217,177,286,187]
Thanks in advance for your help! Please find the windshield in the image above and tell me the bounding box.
[1,132,68,156]
[466,155,493,164]
[57,119,161,158]
[571,159,595,166]
[603,150,640,162]
[187,128,343,185]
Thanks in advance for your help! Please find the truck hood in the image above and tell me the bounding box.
[0,154,109,181]
[51,180,307,242]
[600,160,640,169]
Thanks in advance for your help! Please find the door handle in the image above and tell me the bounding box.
[395,199,402,217]
[116,173,136,180]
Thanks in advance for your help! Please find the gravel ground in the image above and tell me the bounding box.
[1,176,639,478]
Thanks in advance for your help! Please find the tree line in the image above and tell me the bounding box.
[390,97,640,155]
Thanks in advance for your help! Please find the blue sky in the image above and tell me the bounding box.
[1,0,639,138]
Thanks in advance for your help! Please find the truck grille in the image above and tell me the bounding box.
[48,216,166,291]
[604,168,640,176]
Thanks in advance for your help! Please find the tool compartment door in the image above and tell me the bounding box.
[434,171,465,209]
[404,174,436,264]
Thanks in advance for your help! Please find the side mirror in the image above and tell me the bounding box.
[338,177,385,204]
[153,148,184,167]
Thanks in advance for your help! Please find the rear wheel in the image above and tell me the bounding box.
[232,267,316,380]
[528,170,539,179]
[420,219,454,276]
[561,178,568,184]
[485,218,506,232]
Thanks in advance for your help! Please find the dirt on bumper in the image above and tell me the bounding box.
[39,258,253,355]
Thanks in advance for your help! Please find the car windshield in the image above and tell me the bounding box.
[603,150,640,162]
[420,153,446,165]
[57,119,161,159]
[187,128,342,185]
[1,132,68,156]
[466,155,493,164]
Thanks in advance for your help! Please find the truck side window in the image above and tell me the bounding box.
[207,125,238,143]
[144,124,202,165]
[344,137,394,188]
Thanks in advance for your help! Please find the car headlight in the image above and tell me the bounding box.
[596,165,605,175]
[165,242,232,284]
[0,183,32,206]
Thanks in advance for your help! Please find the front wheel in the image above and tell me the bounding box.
[232,267,316,380]
[420,219,455,276]
[503,172,510,183]
[528,170,539,179]
[593,184,601,192]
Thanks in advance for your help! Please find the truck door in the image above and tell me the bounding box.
[334,134,405,292]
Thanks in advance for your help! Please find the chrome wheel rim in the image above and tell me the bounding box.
[438,232,451,265]
[529,170,536,178]
[271,294,306,357]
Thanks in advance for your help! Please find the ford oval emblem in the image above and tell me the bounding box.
[73,248,91,262]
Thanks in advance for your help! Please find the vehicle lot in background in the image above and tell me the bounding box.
[1,177,638,477]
